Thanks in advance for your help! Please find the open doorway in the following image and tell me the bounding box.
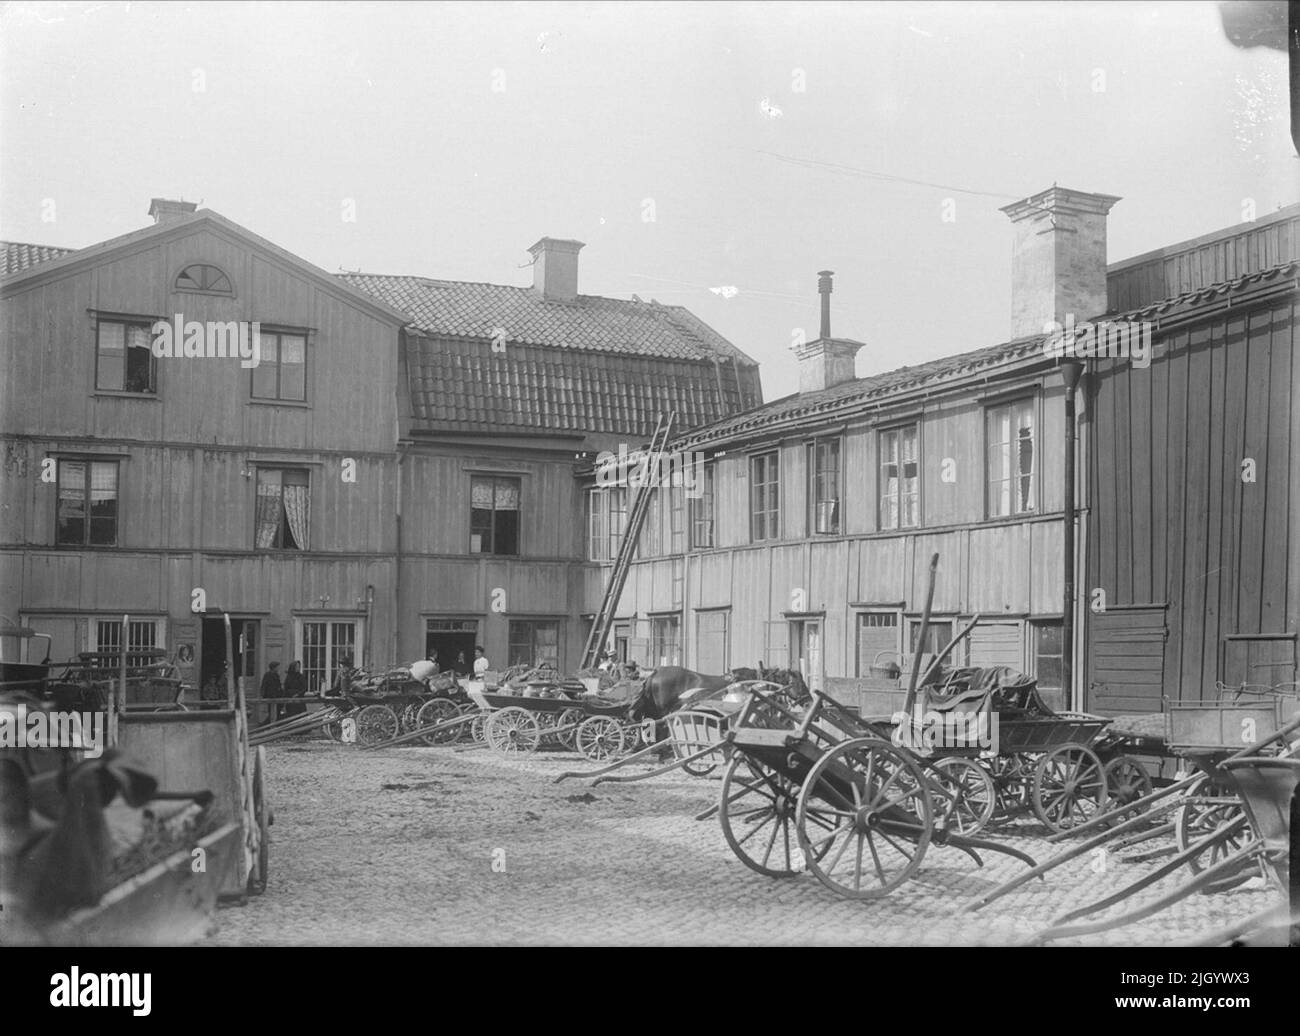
[425,618,478,676]
[200,616,259,701]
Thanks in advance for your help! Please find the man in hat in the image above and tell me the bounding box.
[259,661,283,723]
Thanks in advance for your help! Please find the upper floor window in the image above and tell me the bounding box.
[251,330,307,402]
[689,461,715,549]
[641,492,663,557]
[175,263,233,294]
[96,319,157,394]
[987,398,1036,517]
[255,468,310,550]
[471,476,520,555]
[880,424,919,530]
[588,486,628,562]
[56,458,119,546]
[750,451,780,542]
[808,437,841,535]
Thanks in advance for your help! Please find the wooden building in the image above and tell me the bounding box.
[0,204,760,693]
[585,192,1300,716]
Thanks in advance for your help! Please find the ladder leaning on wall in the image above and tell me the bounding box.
[580,411,676,671]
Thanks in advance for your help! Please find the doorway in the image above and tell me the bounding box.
[425,619,479,676]
[200,616,259,700]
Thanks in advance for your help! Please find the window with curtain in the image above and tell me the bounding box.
[987,398,1036,517]
[96,319,157,394]
[880,424,919,530]
[690,461,715,549]
[508,620,559,668]
[750,452,780,542]
[808,437,841,534]
[255,468,310,549]
[56,459,119,545]
[470,476,521,555]
[650,614,681,665]
[250,330,307,402]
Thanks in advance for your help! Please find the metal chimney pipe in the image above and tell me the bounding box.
[817,270,833,339]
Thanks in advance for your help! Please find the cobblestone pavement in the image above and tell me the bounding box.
[205,740,1280,946]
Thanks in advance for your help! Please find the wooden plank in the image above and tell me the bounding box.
[1265,301,1295,635]
[1237,308,1272,635]
[1112,357,1133,605]
[1217,309,1249,644]
[1091,365,1118,604]
[1148,336,1168,602]
[1179,323,1213,701]
[1129,349,1153,604]
[1161,329,1189,703]
[1199,317,1228,691]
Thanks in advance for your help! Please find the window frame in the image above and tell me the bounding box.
[254,466,311,551]
[749,450,780,543]
[855,609,902,677]
[174,262,234,296]
[507,619,561,670]
[55,457,121,547]
[470,475,522,557]
[295,617,364,694]
[689,459,715,549]
[878,422,920,531]
[94,316,159,395]
[649,613,682,666]
[250,327,310,404]
[807,436,842,535]
[93,617,165,666]
[1030,618,1065,698]
[985,395,1039,519]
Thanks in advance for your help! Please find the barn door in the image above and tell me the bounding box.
[1087,607,1167,715]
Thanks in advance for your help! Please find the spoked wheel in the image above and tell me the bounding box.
[718,754,825,877]
[989,754,1032,817]
[415,697,462,746]
[1031,744,1108,832]
[796,737,932,899]
[248,745,271,895]
[400,702,421,732]
[576,716,624,761]
[1102,755,1154,822]
[555,707,584,750]
[469,711,489,745]
[322,716,344,742]
[354,704,400,746]
[485,706,541,754]
[1174,776,1253,878]
[930,757,996,836]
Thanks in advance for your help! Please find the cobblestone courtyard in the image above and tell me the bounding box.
[206,740,1279,946]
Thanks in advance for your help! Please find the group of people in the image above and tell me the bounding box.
[257,659,309,721]
[409,645,491,684]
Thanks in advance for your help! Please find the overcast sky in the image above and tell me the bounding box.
[2,1,1294,399]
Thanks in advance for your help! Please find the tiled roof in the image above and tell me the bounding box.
[2,241,76,275]
[675,259,1299,451]
[337,273,758,365]
[406,336,762,439]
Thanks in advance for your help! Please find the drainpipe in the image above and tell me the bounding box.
[1059,360,1085,711]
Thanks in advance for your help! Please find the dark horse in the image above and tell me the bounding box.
[628,664,809,721]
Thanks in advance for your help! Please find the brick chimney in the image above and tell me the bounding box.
[791,270,864,394]
[148,198,198,225]
[1000,186,1121,340]
[528,237,585,302]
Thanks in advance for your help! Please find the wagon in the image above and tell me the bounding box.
[311,670,473,747]
[467,686,653,759]
[715,683,1036,899]
[106,613,271,901]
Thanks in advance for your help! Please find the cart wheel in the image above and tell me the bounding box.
[355,704,400,746]
[1102,755,1154,821]
[469,711,489,745]
[248,745,270,896]
[1031,744,1108,832]
[415,697,461,746]
[556,707,584,750]
[718,754,819,877]
[486,707,541,753]
[1174,776,1252,877]
[796,737,932,899]
[931,757,996,835]
[575,716,624,761]
[323,717,343,743]
[989,754,1031,816]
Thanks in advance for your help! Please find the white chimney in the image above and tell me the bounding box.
[1000,186,1121,340]
[148,198,198,225]
[528,237,585,302]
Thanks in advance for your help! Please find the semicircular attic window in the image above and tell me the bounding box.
[175,263,233,294]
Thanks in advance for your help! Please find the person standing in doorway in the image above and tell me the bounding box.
[473,645,490,679]
[259,661,283,724]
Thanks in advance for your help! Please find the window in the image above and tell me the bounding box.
[690,461,715,549]
[95,619,160,666]
[96,319,157,394]
[470,476,520,555]
[299,620,359,694]
[987,398,1036,517]
[880,425,919,530]
[696,610,729,673]
[56,459,119,546]
[789,619,822,685]
[808,437,841,534]
[650,615,681,666]
[255,468,310,550]
[250,330,307,402]
[750,452,780,542]
[667,485,685,553]
[856,612,901,677]
[588,490,609,561]
[641,492,663,557]
[175,263,233,294]
[1032,621,1064,697]
[508,620,559,669]
[909,618,954,656]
